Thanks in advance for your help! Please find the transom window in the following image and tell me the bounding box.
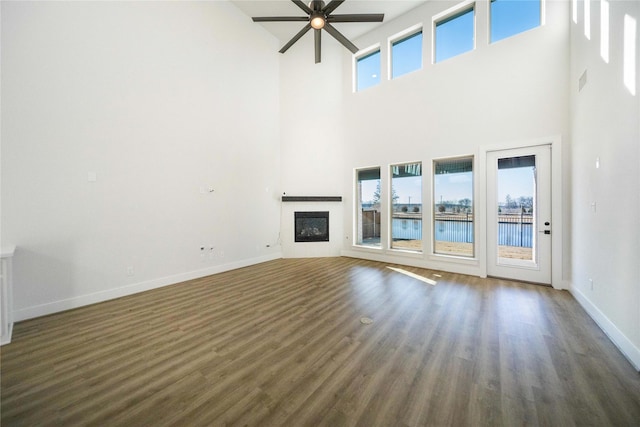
[434,4,475,63]
[490,0,541,43]
[390,29,423,79]
[355,49,381,92]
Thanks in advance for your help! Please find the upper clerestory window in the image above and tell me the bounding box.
[434,3,475,63]
[490,0,541,44]
[390,27,423,79]
[355,48,381,92]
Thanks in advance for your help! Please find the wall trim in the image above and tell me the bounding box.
[570,283,640,371]
[12,252,283,322]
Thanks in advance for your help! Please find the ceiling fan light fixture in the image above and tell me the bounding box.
[251,0,385,63]
[310,14,325,29]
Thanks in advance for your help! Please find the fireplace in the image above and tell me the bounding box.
[295,211,329,242]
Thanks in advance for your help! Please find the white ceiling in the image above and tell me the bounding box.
[231,1,427,45]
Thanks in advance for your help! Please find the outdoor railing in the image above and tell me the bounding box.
[497,214,533,248]
[361,211,533,248]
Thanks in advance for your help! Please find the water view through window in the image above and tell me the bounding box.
[391,162,422,251]
[433,158,474,257]
[496,155,536,261]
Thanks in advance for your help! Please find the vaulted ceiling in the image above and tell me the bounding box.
[231,1,427,44]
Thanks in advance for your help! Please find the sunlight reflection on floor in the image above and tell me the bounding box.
[386,266,437,285]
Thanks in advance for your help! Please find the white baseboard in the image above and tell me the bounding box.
[570,284,640,371]
[1,322,13,346]
[340,248,481,278]
[12,252,283,322]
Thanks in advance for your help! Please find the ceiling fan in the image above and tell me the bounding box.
[252,0,384,63]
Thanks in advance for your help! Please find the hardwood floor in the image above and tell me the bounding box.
[2,257,639,426]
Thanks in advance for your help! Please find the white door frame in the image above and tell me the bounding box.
[478,135,564,289]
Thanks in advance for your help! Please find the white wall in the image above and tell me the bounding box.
[339,1,571,280]
[279,35,346,257]
[569,0,640,369]
[1,1,283,320]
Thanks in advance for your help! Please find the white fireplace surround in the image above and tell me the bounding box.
[280,198,343,258]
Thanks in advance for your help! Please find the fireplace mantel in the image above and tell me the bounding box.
[282,196,342,202]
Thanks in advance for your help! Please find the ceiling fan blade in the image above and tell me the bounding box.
[323,23,359,54]
[279,23,312,54]
[291,0,313,14]
[252,16,309,22]
[322,0,345,15]
[315,29,321,64]
[328,14,385,23]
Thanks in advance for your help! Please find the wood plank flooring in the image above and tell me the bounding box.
[2,257,639,426]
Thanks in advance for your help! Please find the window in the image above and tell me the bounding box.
[391,29,423,79]
[390,162,422,251]
[434,5,475,63]
[600,0,609,63]
[490,0,541,43]
[356,49,381,91]
[624,14,636,96]
[355,167,381,247]
[572,0,578,23]
[584,0,591,39]
[433,157,474,257]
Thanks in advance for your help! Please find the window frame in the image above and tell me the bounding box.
[354,166,382,249]
[388,24,424,80]
[353,44,382,93]
[489,0,544,44]
[389,161,423,253]
[432,0,476,64]
[432,155,475,259]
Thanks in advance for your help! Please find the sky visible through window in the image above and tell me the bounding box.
[357,50,380,91]
[361,168,536,211]
[435,172,473,205]
[491,0,541,43]
[392,31,423,78]
[361,168,534,208]
[435,7,475,63]
[497,167,534,204]
[357,0,541,88]
[360,178,423,206]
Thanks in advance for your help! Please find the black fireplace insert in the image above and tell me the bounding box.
[295,211,329,242]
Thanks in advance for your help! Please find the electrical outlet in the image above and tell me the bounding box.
[126,266,135,277]
[589,278,594,290]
